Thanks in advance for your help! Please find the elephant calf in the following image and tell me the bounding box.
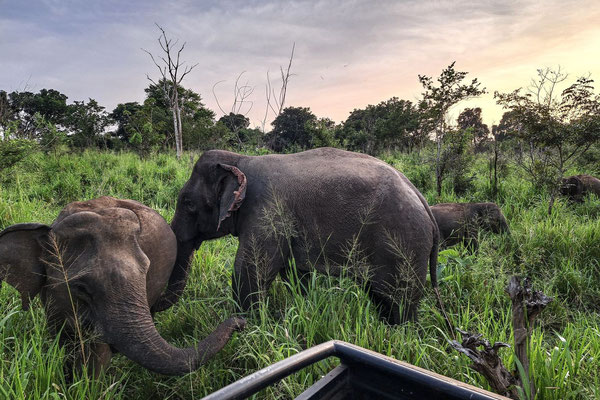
[560,174,600,202]
[430,202,509,248]
[0,196,244,376]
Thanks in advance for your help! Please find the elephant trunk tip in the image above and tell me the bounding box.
[188,316,247,372]
[226,316,247,331]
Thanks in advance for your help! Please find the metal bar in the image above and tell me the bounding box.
[295,364,349,400]
[202,341,337,400]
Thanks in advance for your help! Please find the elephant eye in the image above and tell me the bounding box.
[71,281,93,302]
[183,198,196,212]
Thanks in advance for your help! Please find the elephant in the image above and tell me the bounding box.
[154,147,440,324]
[560,174,600,202]
[0,196,245,376]
[430,202,509,248]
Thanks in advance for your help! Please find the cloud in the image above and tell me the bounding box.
[1,0,599,127]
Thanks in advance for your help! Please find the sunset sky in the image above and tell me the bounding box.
[1,0,599,128]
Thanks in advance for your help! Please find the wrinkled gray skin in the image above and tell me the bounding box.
[560,174,600,202]
[430,202,509,248]
[0,196,245,376]
[156,148,439,324]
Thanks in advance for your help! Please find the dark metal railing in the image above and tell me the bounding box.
[202,340,508,400]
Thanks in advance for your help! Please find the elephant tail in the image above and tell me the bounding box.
[429,218,439,290]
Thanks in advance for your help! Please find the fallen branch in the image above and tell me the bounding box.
[450,329,518,398]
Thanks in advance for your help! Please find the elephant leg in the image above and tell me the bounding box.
[60,332,113,380]
[71,342,113,378]
[367,260,426,325]
[232,237,286,311]
[368,289,420,325]
[280,265,311,295]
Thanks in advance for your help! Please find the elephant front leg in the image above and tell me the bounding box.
[232,237,284,311]
[75,342,113,378]
[62,337,113,380]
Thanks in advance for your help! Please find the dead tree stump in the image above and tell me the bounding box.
[450,276,552,399]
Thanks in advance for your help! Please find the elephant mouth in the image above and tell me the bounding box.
[193,238,202,250]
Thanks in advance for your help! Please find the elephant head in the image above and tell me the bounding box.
[560,175,585,202]
[0,197,245,375]
[475,203,510,234]
[153,151,247,312]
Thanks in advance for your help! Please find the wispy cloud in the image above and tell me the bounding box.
[1,0,598,127]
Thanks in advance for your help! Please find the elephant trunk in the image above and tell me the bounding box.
[151,238,198,313]
[100,285,244,375]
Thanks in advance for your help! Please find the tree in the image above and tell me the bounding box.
[495,68,600,213]
[218,112,250,132]
[7,89,69,139]
[143,24,198,158]
[267,106,317,152]
[419,62,486,196]
[34,113,67,154]
[110,102,143,143]
[457,107,490,149]
[339,97,422,154]
[488,111,518,198]
[438,128,475,195]
[217,112,251,148]
[67,99,110,149]
[0,91,14,137]
[116,81,216,152]
[306,117,340,148]
[119,98,165,155]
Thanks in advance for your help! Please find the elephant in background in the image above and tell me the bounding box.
[155,147,440,324]
[0,196,244,376]
[430,202,509,248]
[560,174,600,202]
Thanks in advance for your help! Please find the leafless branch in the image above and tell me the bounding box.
[212,80,228,115]
[262,42,296,131]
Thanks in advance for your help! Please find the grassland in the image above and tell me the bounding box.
[1,149,599,399]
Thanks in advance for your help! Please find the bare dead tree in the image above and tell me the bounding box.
[142,23,198,159]
[261,43,295,132]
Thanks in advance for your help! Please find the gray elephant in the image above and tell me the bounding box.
[155,148,440,324]
[560,174,600,202]
[430,202,509,248]
[0,196,245,376]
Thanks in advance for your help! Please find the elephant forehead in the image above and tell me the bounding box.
[53,208,141,239]
[44,236,149,285]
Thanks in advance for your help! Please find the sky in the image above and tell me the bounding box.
[1,0,599,128]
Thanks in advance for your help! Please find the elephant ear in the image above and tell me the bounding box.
[0,223,50,310]
[216,163,247,231]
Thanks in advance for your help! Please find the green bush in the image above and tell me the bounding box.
[0,138,36,171]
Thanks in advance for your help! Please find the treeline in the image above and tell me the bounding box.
[1,64,599,213]
[0,82,435,155]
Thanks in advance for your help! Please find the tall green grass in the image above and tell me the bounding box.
[1,150,599,399]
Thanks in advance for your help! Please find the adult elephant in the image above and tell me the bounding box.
[560,174,600,202]
[0,196,245,376]
[156,148,440,324]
